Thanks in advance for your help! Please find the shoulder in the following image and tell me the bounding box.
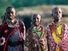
[61,23,68,28]
[18,20,24,25]
[0,23,8,33]
[63,24,68,31]
[18,20,25,28]
[46,23,53,29]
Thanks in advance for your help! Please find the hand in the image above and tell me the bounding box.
[39,39,44,46]
[0,37,5,46]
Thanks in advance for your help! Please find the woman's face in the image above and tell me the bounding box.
[6,8,16,20]
[52,8,62,22]
[33,14,41,26]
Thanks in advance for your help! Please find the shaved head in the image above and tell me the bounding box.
[52,7,62,17]
[52,7,62,22]
[6,7,16,13]
[32,14,41,22]
[32,14,41,26]
[5,6,16,20]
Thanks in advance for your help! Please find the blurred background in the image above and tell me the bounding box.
[0,0,68,30]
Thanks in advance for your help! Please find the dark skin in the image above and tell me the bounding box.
[52,7,62,24]
[32,14,41,27]
[0,8,16,45]
[52,7,64,39]
[5,7,16,24]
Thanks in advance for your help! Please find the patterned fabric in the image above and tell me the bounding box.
[60,24,68,51]
[25,25,48,51]
[46,22,67,51]
[7,27,23,51]
[32,27,42,38]
[0,20,25,51]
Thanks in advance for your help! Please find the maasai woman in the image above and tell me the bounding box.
[46,7,68,51]
[25,14,48,51]
[0,6,25,51]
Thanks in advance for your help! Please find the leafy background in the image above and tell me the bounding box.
[0,0,68,30]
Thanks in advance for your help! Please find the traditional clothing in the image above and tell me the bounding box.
[60,25,68,51]
[0,20,25,51]
[46,22,68,51]
[25,25,48,51]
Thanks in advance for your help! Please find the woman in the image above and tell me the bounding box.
[25,14,48,51]
[46,7,68,51]
[0,6,25,51]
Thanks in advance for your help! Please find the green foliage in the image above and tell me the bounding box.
[0,0,68,8]
[0,0,68,16]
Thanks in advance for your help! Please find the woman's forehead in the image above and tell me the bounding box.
[11,8,15,12]
[33,14,41,19]
[52,7,62,12]
[7,8,16,13]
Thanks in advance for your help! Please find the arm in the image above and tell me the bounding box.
[39,26,48,51]
[19,20,26,41]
